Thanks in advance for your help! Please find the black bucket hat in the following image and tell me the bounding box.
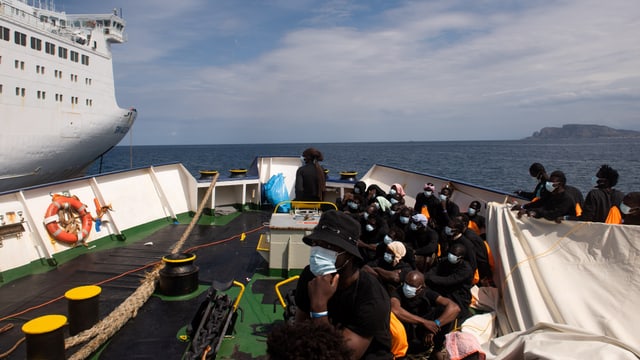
[302,210,362,260]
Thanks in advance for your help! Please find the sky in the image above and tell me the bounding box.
[60,0,640,145]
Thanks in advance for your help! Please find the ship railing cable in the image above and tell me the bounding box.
[63,173,220,360]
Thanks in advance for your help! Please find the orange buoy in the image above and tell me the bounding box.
[43,195,92,244]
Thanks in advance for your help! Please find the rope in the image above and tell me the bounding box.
[65,174,219,359]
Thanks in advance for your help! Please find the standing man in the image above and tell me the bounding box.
[295,210,393,360]
[295,148,326,201]
[577,164,624,223]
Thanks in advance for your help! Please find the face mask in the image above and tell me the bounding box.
[363,212,369,220]
[348,201,358,210]
[354,188,361,194]
[383,252,394,264]
[300,156,305,163]
[620,203,634,215]
[439,194,448,201]
[410,223,418,231]
[545,181,556,193]
[383,235,393,245]
[444,226,455,236]
[399,216,410,224]
[447,253,461,264]
[365,224,375,232]
[389,189,397,195]
[389,210,396,217]
[402,283,418,298]
[591,176,599,187]
[390,198,399,205]
[424,190,433,197]
[468,208,476,216]
[309,246,342,276]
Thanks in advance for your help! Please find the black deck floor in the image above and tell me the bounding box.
[0,211,272,359]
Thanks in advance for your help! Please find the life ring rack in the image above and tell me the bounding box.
[43,195,93,245]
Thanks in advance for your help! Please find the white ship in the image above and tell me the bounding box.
[0,0,136,192]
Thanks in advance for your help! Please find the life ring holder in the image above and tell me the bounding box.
[43,195,93,245]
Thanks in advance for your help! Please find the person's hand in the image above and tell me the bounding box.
[517,209,526,219]
[308,273,339,312]
[424,332,435,346]
[527,210,538,218]
[511,204,522,211]
[422,319,440,334]
[357,239,366,248]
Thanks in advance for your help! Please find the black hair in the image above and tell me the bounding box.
[449,217,466,233]
[267,321,353,360]
[549,170,566,186]
[469,201,481,210]
[450,242,467,257]
[529,163,546,178]
[597,164,619,187]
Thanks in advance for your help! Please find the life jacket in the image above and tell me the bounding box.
[389,311,408,359]
[605,206,622,224]
[421,205,431,220]
[468,220,481,235]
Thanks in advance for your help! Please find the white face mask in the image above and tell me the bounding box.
[424,190,433,197]
[410,223,418,231]
[365,224,375,232]
[363,212,369,220]
[348,201,358,210]
[389,189,397,195]
[383,252,394,264]
[300,156,305,163]
[439,194,448,201]
[447,253,461,264]
[390,198,399,205]
[354,188,361,194]
[444,226,455,236]
[389,210,396,216]
[399,216,410,224]
[309,246,341,276]
[545,181,556,193]
[620,203,634,215]
[468,208,476,216]
[402,283,418,298]
[383,235,393,245]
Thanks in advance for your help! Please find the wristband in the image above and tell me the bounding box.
[310,311,328,318]
[434,319,441,327]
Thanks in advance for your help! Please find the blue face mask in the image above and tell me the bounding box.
[410,223,418,231]
[545,181,556,193]
[399,216,410,224]
[389,210,396,216]
[354,188,361,194]
[439,194,448,201]
[444,226,455,236]
[389,189,397,195]
[365,224,375,232]
[390,198,399,205]
[448,253,461,264]
[383,235,393,245]
[383,252,394,264]
[309,246,343,276]
[402,283,418,298]
[468,208,476,216]
[424,190,432,197]
[348,201,358,210]
[620,203,634,215]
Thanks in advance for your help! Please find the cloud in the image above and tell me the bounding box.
[72,0,640,144]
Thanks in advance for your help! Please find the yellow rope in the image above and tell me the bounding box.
[65,174,219,359]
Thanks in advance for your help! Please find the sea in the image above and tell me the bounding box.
[86,138,640,198]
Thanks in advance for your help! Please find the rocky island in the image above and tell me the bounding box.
[525,124,640,139]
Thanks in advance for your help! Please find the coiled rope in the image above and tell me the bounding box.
[64,174,219,360]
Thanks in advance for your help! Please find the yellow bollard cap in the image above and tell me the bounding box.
[22,315,67,335]
[65,285,102,301]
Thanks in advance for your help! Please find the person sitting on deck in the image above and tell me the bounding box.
[457,214,494,287]
[425,243,474,323]
[440,217,478,285]
[338,192,365,215]
[363,241,413,290]
[295,210,393,360]
[465,201,486,238]
[573,164,625,223]
[387,183,406,200]
[388,206,413,234]
[514,162,548,201]
[405,214,438,259]
[515,170,576,223]
[414,183,440,222]
[621,192,640,225]
[391,270,460,358]
[365,184,387,206]
[433,184,460,231]
[358,212,389,262]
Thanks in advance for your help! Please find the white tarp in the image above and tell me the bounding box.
[476,203,640,359]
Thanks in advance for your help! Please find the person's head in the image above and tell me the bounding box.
[398,207,413,225]
[302,148,323,164]
[353,181,366,195]
[365,213,382,232]
[447,242,466,264]
[410,213,428,232]
[445,217,465,237]
[595,164,619,189]
[385,241,406,266]
[388,192,404,206]
[621,192,640,215]
[402,270,427,299]
[423,183,436,197]
[385,227,405,244]
[303,210,363,276]
[390,183,406,197]
[468,201,481,217]
[345,195,362,213]
[440,184,454,201]
[546,170,566,193]
[389,203,404,217]
[267,321,352,360]
[363,204,378,219]
[529,163,546,179]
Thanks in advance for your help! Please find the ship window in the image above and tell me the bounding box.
[30,37,42,51]
[0,26,9,41]
[0,84,3,94]
[70,51,79,62]
[81,55,89,65]
[14,31,26,46]
[45,42,55,55]
[14,60,24,70]
[58,47,68,59]
[16,87,25,97]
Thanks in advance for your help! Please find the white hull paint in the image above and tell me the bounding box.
[0,0,136,191]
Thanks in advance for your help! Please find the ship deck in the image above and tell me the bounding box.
[0,210,295,359]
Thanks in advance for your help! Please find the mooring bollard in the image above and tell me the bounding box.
[65,285,101,336]
[22,314,67,359]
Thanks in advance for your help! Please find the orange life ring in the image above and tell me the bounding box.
[43,195,92,244]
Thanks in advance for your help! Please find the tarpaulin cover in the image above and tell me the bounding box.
[470,203,640,359]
